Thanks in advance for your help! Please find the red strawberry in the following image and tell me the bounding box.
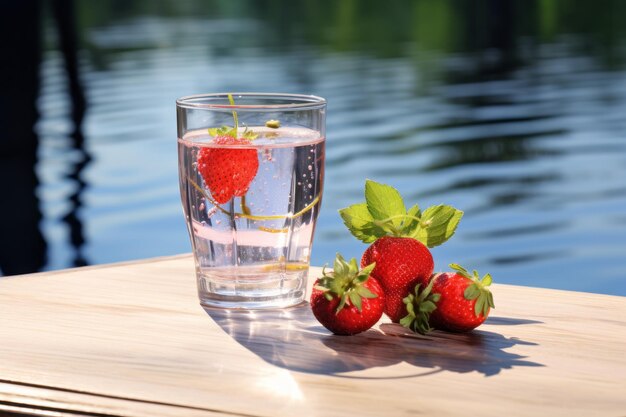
[361,236,434,323]
[311,254,384,336]
[197,135,259,204]
[404,263,495,333]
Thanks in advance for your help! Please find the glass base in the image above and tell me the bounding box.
[196,268,308,309]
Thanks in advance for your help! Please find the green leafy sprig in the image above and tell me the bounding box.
[315,253,378,314]
[339,180,464,247]
[207,93,258,140]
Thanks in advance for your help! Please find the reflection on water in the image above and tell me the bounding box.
[9,1,626,295]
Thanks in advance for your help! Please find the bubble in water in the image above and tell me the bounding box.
[207,206,218,217]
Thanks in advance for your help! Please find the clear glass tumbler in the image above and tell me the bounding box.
[176,93,326,309]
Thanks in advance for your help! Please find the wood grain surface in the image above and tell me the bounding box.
[1,254,625,417]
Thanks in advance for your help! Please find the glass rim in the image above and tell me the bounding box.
[176,92,327,111]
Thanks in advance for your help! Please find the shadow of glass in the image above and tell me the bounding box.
[204,303,543,378]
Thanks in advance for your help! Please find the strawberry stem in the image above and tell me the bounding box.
[188,176,321,224]
[227,93,238,137]
[241,195,252,216]
[373,213,424,237]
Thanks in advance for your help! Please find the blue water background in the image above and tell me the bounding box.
[32,1,626,295]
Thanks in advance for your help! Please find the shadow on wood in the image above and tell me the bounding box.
[485,316,544,326]
[204,303,543,378]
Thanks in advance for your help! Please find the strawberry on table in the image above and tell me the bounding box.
[428,264,495,332]
[403,263,495,334]
[310,253,384,336]
[340,180,463,323]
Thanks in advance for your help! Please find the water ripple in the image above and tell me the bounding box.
[29,13,626,295]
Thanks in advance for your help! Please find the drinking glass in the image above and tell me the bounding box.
[176,93,326,309]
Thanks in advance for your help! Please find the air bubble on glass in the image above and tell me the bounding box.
[207,206,218,217]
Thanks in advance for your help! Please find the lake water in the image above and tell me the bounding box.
[28,1,626,295]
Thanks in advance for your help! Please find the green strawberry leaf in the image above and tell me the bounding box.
[242,130,258,140]
[348,257,359,275]
[410,205,464,248]
[450,263,470,278]
[399,315,413,328]
[339,203,387,243]
[481,273,493,286]
[364,180,406,228]
[400,203,422,236]
[349,291,362,311]
[419,300,437,313]
[336,295,347,313]
[487,291,495,308]
[464,284,481,300]
[356,285,377,298]
[400,280,440,335]
[475,295,486,317]
[333,253,348,277]
[208,125,236,137]
[242,124,258,140]
[359,261,376,278]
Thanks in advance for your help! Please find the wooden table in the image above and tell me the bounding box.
[1,254,625,417]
